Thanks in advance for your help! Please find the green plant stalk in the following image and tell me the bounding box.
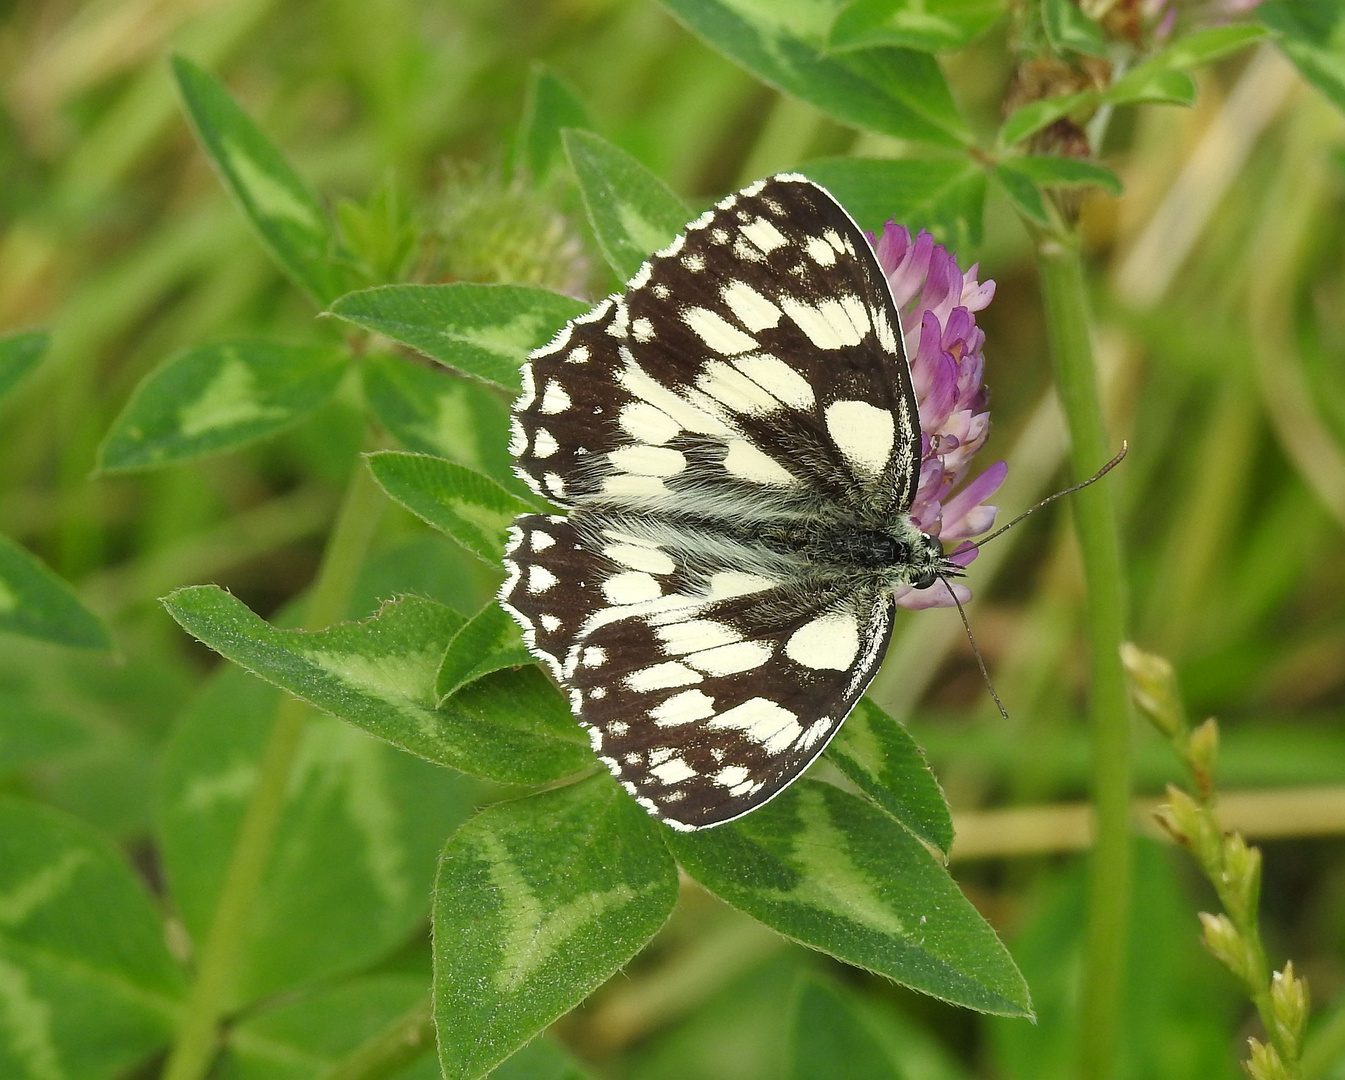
[161,459,385,1080]
[1034,229,1133,1080]
[317,993,435,1080]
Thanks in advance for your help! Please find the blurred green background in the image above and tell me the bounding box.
[2,1,1344,1078]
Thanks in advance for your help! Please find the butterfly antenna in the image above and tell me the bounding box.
[961,441,1129,553]
[940,575,1009,722]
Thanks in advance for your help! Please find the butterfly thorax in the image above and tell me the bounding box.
[573,508,955,595]
[822,523,951,588]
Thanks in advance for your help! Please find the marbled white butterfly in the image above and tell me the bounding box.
[499,173,967,831]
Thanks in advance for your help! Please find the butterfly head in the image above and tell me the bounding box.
[908,531,966,592]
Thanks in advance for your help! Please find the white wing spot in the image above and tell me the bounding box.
[603,543,676,575]
[539,614,562,632]
[683,307,758,355]
[618,401,681,445]
[723,439,795,486]
[626,662,703,692]
[685,640,773,675]
[656,620,741,655]
[543,473,566,499]
[825,400,895,475]
[682,253,706,272]
[874,308,897,354]
[720,280,782,332]
[697,360,780,414]
[528,566,558,592]
[632,317,655,341]
[785,610,861,671]
[779,296,863,349]
[568,345,591,364]
[602,570,662,605]
[706,571,776,599]
[732,353,815,409]
[707,697,801,754]
[650,755,697,786]
[733,237,764,263]
[530,531,554,551]
[609,445,686,477]
[839,293,872,337]
[799,717,834,750]
[532,429,558,458]
[651,689,716,726]
[713,765,751,789]
[741,216,788,254]
[540,382,571,414]
[581,646,607,667]
[805,235,837,265]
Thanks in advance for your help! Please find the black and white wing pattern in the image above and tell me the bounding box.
[500,173,920,831]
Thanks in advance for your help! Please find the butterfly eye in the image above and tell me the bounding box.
[911,568,939,590]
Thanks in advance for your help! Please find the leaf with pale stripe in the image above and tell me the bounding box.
[667,780,1032,1017]
[162,587,589,785]
[172,55,347,305]
[329,284,587,392]
[563,129,689,280]
[433,773,678,1080]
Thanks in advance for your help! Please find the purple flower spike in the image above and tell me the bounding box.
[867,222,1006,610]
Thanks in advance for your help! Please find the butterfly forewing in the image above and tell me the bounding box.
[501,173,921,830]
[510,175,920,516]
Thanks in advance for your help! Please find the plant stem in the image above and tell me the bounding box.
[161,459,385,1080]
[317,993,436,1080]
[1034,229,1133,1080]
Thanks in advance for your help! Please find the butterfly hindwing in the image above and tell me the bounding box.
[500,509,896,829]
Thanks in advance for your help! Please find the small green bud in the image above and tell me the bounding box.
[1244,1037,1289,1080]
[1219,833,1262,928]
[1120,642,1187,739]
[1270,961,1309,1058]
[1200,911,1252,984]
[1187,717,1219,800]
[1159,786,1224,871]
